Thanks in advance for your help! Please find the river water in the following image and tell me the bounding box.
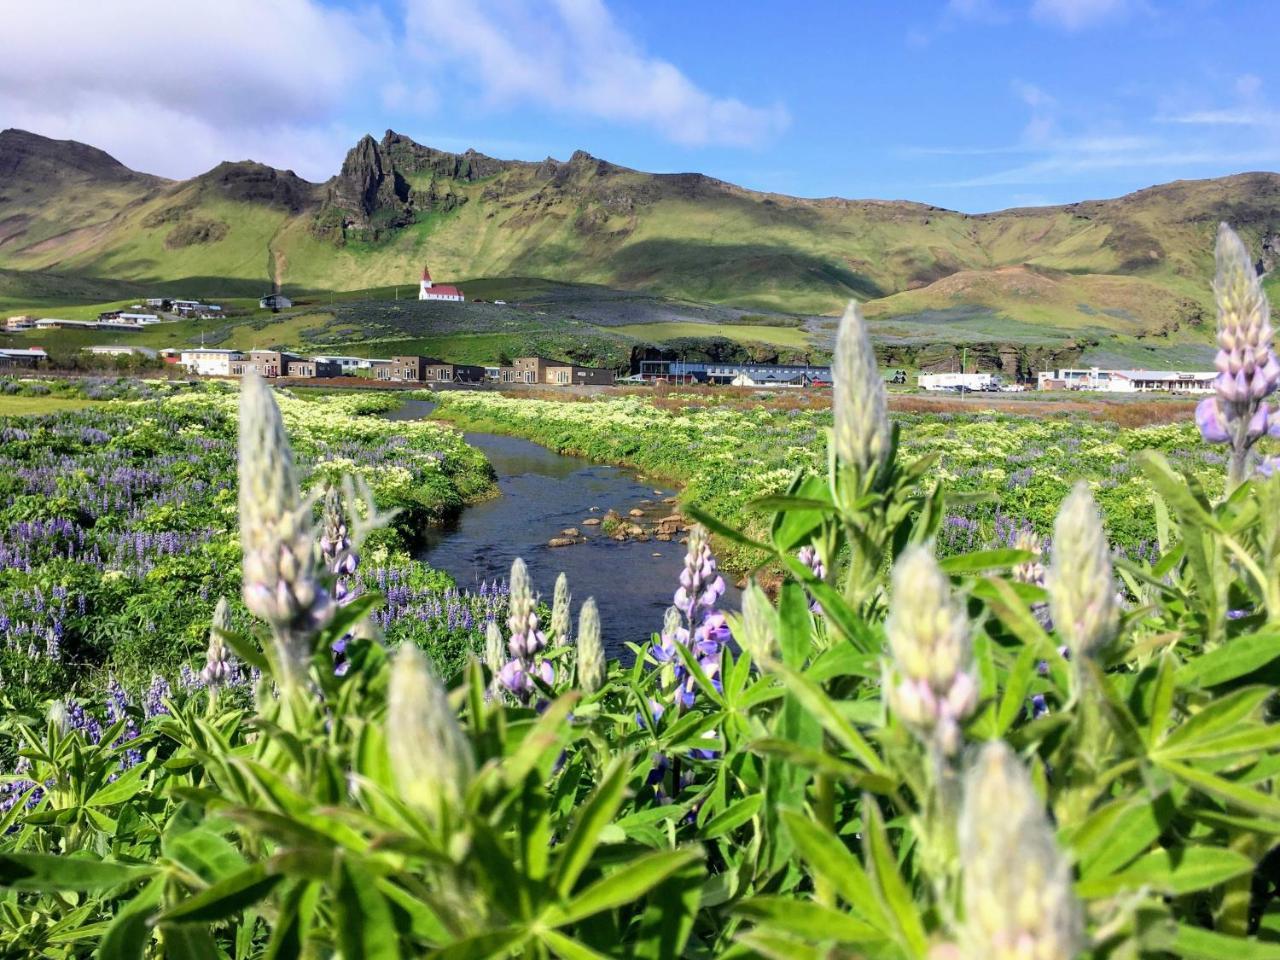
[384,399,739,657]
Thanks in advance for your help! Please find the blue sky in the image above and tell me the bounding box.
[2,0,1277,212]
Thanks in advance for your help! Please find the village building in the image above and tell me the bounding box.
[418,266,465,302]
[918,372,1000,392]
[102,312,162,326]
[259,294,294,311]
[636,359,831,386]
[230,350,298,378]
[1036,367,1216,393]
[312,355,374,374]
[0,347,48,369]
[84,345,158,359]
[5,316,35,331]
[179,348,245,376]
[34,318,104,330]
[284,358,341,379]
[496,356,615,386]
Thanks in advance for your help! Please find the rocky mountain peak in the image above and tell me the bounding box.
[0,128,161,186]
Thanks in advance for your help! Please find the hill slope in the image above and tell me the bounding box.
[0,127,1276,340]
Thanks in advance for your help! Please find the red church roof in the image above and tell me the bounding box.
[425,285,463,298]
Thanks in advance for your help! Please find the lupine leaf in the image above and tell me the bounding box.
[1076,846,1254,898]
[159,862,282,924]
[334,856,402,960]
[0,853,154,891]
[554,849,702,925]
[97,875,164,960]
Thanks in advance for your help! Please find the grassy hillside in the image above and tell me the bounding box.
[1,128,1277,369]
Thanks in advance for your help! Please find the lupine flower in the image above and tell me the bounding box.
[1012,529,1046,587]
[1048,483,1118,660]
[576,598,605,693]
[651,527,731,712]
[201,597,237,688]
[737,581,779,663]
[500,557,549,700]
[831,300,891,477]
[237,374,333,686]
[386,644,474,828]
[320,485,359,605]
[550,572,572,645]
[484,619,505,678]
[796,545,825,614]
[958,741,1084,960]
[884,544,977,757]
[1195,223,1279,484]
[144,675,172,718]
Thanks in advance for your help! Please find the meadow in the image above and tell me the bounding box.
[430,388,1226,571]
[0,381,495,718]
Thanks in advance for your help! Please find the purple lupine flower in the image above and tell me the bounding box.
[1197,223,1280,485]
[144,676,172,718]
[797,545,826,613]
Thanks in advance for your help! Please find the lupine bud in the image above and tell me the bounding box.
[885,544,977,756]
[1213,222,1276,401]
[1048,483,1118,660]
[737,581,779,662]
[201,597,235,687]
[959,742,1084,960]
[831,300,890,476]
[484,619,504,677]
[506,558,545,660]
[674,526,726,626]
[576,598,606,693]
[237,374,332,683]
[797,545,826,614]
[1012,529,1046,587]
[550,572,572,645]
[386,644,474,827]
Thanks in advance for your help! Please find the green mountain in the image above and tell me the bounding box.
[1,126,1277,364]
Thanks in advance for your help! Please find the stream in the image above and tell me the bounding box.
[384,399,740,656]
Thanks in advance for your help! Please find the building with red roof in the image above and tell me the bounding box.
[418,266,464,302]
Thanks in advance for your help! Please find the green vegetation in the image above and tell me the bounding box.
[0,395,101,415]
[611,319,812,348]
[5,356,1280,957]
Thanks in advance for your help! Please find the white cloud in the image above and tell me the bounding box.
[0,0,392,179]
[1030,0,1131,30]
[401,0,788,148]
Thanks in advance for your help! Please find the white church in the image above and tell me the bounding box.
[418,266,465,302]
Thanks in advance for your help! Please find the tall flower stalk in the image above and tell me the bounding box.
[1196,222,1279,487]
[831,300,891,480]
[498,558,551,700]
[237,374,333,691]
[576,598,605,693]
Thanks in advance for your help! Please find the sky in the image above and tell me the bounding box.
[1,0,1277,212]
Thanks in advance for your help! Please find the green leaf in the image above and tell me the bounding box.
[1156,759,1280,819]
[159,862,282,924]
[555,849,702,926]
[89,762,149,807]
[158,922,219,960]
[863,799,927,957]
[163,826,247,885]
[1159,687,1272,753]
[97,875,164,960]
[1177,632,1280,688]
[334,856,402,960]
[538,930,612,960]
[735,897,884,944]
[770,662,888,776]
[939,548,1028,574]
[1172,925,1280,959]
[503,694,578,788]
[780,810,887,931]
[995,642,1040,736]
[1076,846,1254,898]
[702,793,764,839]
[431,927,528,960]
[0,853,154,892]
[1070,796,1166,880]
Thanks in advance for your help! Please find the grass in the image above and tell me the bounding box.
[610,321,812,348]
[0,396,102,415]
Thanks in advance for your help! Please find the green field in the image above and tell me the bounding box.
[0,395,102,415]
[611,320,811,348]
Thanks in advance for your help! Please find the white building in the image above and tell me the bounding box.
[312,355,377,373]
[1036,367,1216,394]
[918,371,1000,392]
[418,266,465,302]
[35,318,100,330]
[84,345,158,359]
[104,313,162,326]
[0,347,48,367]
[179,348,245,376]
[5,316,34,331]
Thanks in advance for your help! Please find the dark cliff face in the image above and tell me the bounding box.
[318,130,519,239]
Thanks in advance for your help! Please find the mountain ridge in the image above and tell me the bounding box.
[0,127,1276,330]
